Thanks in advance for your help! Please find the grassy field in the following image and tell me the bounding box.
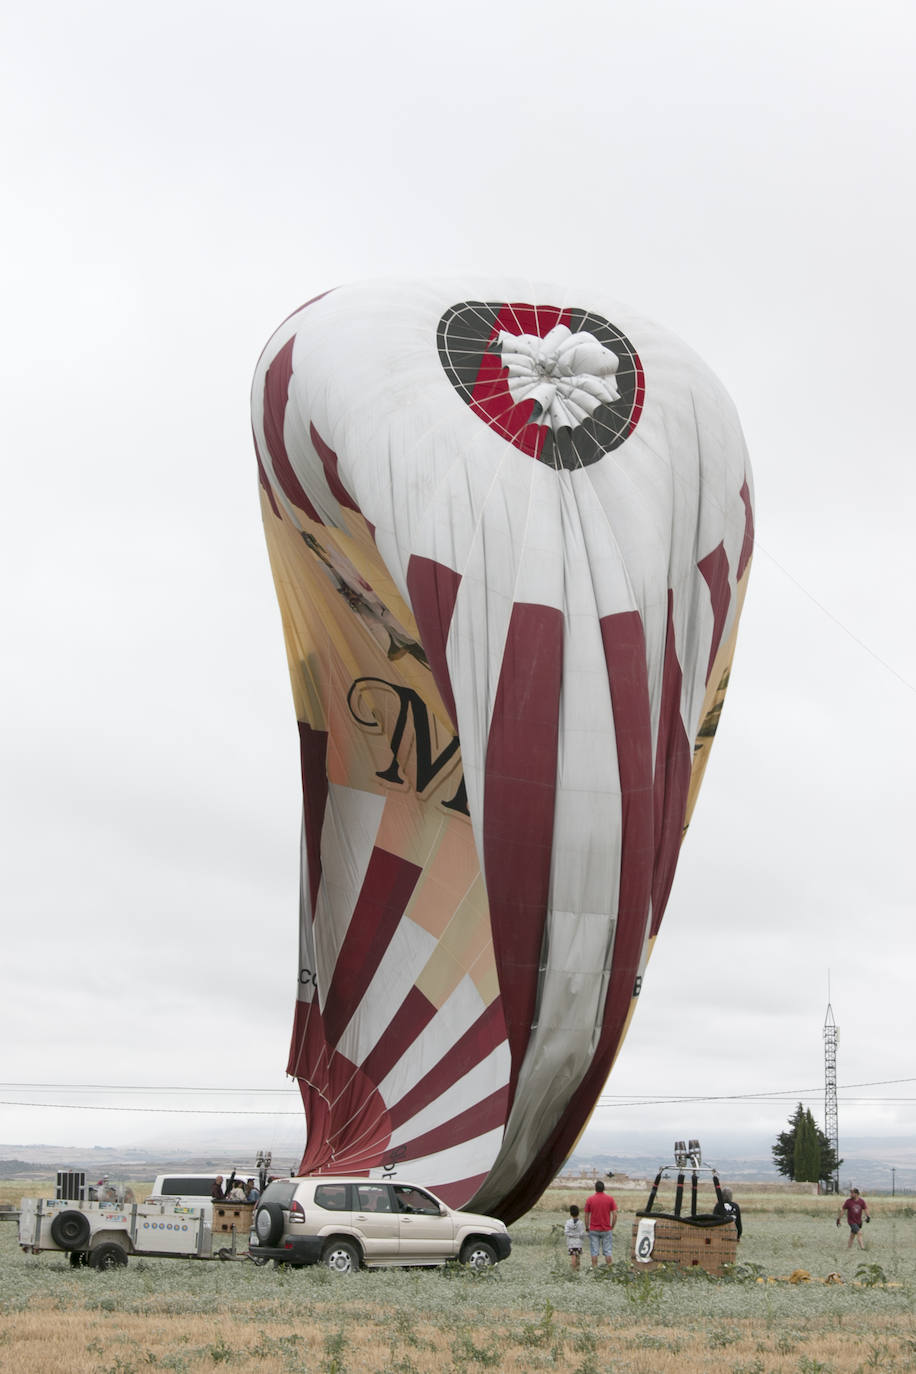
[1,1182,914,1372]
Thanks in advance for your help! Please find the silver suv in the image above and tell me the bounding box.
[250,1177,511,1272]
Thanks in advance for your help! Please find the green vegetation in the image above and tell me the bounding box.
[772,1103,842,1184]
[1,1187,914,1372]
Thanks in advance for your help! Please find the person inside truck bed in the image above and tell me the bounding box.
[210,1176,225,1201]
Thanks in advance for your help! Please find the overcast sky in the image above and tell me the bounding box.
[2,0,914,1171]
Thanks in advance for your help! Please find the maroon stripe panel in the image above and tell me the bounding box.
[287,994,329,1087]
[297,1090,332,1173]
[289,1001,395,1173]
[433,1173,489,1209]
[697,542,732,681]
[262,337,323,523]
[389,1086,509,1164]
[298,723,329,919]
[600,605,655,989]
[328,997,507,1164]
[359,985,438,1088]
[483,602,563,1083]
[649,591,692,935]
[737,478,755,580]
[341,1086,509,1171]
[253,433,281,519]
[386,998,507,1131]
[324,1051,392,1156]
[405,555,463,728]
[492,600,695,1224]
[309,420,360,514]
[321,848,423,1048]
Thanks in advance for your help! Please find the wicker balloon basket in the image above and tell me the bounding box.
[630,1215,737,1276]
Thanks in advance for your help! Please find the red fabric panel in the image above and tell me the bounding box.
[698,542,732,681]
[469,305,571,459]
[289,999,395,1173]
[287,994,329,1087]
[650,591,692,935]
[358,985,438,1089]
[386,998,507,1131]
[297,723,329,919]
[737,478,755,580]
[262,338,323,522]
[309,421,360,513]
[628,364,646,436]
[254,433,281,518]
[321,848,423,1048]
[492,600,694,1223]
[483,602,563,1083]
[433,1173,489,1208]
[380,1085,509,1165]
[405,555,463,729]
[600,606,655,992]
[323,1050,392,1156]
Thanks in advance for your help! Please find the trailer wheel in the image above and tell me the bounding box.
[89,1242,129,1270]
[68,1250,89,1267]
[254,1202,285,1248]
[50,1210,91,1250]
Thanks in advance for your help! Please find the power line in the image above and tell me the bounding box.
[759,543,916,696]
[0,1100,301,1116]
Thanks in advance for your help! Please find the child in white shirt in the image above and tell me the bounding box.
[564,1204,586,1270]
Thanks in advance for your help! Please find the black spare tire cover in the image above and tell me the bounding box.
[254,1201,285,1247]
[50,1209,92,1250]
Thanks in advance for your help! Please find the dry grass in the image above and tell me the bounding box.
[2,1179,915,1373]
[0,1301,913,1373]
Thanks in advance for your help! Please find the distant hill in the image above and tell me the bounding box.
[2,1137,912,1195]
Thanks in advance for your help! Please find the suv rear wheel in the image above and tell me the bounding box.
[322,1238,360,1273]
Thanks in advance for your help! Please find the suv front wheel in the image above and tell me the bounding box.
[460,1239,498,1270]
[322,1238,360,1273]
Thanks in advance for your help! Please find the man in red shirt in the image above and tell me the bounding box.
[584,1179,618,1267]
[838,1187,870,1249]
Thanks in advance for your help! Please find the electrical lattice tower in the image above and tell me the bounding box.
[823,1001,840,1194]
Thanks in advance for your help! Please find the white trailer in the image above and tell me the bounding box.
[18,1195,248,1269]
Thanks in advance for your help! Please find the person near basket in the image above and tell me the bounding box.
[584,1180,617,1267]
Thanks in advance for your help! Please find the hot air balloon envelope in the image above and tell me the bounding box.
[251,279,753,1222]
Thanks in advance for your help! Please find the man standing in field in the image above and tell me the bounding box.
[837,1187,870,1249]
[584,1179,617,1268]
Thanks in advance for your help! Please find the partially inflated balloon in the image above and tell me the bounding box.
[252,280,753,1222]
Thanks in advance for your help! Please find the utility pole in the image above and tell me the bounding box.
[823,991,840,1195]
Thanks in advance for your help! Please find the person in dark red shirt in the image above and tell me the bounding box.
[584,1179,618,1267]
[838,1187,870,1249]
